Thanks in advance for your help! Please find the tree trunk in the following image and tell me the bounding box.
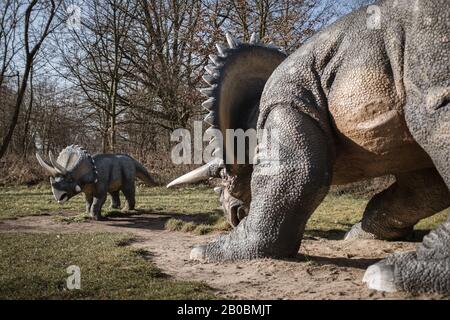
[0,63,31,158]
[22,65,34,157]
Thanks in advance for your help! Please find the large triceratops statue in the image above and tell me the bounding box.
[169,0,450,295]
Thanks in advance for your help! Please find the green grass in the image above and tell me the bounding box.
[0,185,448,300]
[306,193,450,238]
[165,212,231,235]
[0,185,448,235]
[0,185,220,220]
[0,232,215,300]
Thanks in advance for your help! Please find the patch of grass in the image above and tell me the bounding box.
[0,185,448,235]
[165,211,231,235]
[0,185,85,220]
[165,218,185,231]
[0,185,219,220]
[305,194,450,237]
[54,214,91,224]
[0,232,216,300]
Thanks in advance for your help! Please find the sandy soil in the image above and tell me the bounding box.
[0,213,447,300]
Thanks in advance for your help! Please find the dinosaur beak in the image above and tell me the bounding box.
[51,186,68,204]
[167,158,224,188]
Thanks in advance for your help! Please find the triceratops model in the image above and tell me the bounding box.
[169,0,450,295]
[36,145,156,219]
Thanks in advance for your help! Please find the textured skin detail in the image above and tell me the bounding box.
[365,0,450,295]
[386,250,450,295]
[180,0,450,295]
[202,107,332,261]
[344,222,377,241]
[36,146,156,219]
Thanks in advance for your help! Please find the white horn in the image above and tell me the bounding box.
[167,159,224,188]
[35,153,58,176]
[49,151,67,175]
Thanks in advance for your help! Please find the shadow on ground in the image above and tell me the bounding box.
[305,228,430,242]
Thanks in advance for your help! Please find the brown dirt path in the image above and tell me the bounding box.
[0,213,447,300]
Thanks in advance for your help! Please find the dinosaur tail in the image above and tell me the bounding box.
[200,32,287,172]
[132,158,157,186]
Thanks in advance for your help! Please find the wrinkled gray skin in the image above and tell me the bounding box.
[173,0,450,295]
[36,145,156,220]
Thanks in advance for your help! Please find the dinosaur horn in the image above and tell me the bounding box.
[167,158,224,188]
[35,152,59,176]
[49,151,67,175]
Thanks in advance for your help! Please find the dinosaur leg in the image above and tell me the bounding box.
[85,193,93,214]
[109,191,121,209]
[345,168,450,240]
[90,193,107,220]
[365,73,450,292]
[122,183,136,211]
[191,107,332,261]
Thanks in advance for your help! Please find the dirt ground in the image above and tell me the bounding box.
[0,212,447,300]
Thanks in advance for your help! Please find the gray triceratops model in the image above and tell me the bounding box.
[168,0,450,295]
[36,145,156,220]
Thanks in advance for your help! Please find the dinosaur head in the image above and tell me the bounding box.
[49,174,81,204]
[218,166,252,227]
[167,158,252,227]
[167,32,286,227]
[36,145,96,204]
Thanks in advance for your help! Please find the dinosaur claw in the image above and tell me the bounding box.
[363,261,397,293]
[344,222,376,240]
[190,245,207,261]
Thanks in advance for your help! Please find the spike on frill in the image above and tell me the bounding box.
[202,97,216,111]
[225,32,239,49]
[215,43,227,57]
[250,32,259,44]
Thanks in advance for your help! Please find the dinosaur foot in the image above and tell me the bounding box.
[344,222,377,240]
[363,261,397,293]
[190,245,207,262]
[90,214,107,221]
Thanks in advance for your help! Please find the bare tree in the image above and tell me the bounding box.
[1,0,346,184]
[0,0,62,159]
[218,0,337,53]
[57,0,135,152]
[0,0,21,89]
